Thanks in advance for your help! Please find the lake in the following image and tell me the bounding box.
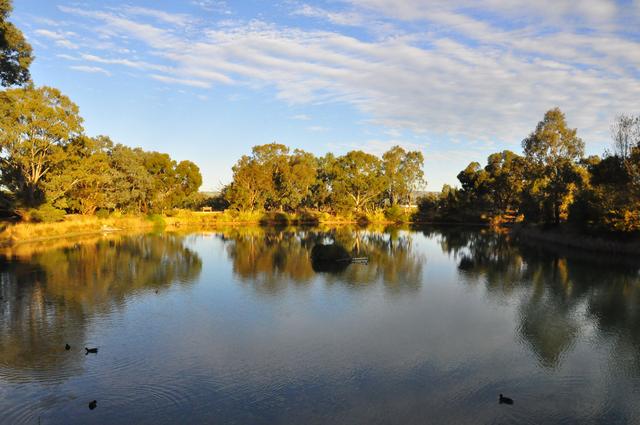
[1,226,640,424]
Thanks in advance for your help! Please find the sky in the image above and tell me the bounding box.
[14,0,640,191]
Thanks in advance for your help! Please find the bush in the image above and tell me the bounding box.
[146,213,166,227]
[384,204,408,223]
[95,208,110,219]
[29,204,66,223]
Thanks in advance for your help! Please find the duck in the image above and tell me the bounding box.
[85,347,98,354]
[499,394,514,405]
[88,400,97,410]
[65,343,71,351]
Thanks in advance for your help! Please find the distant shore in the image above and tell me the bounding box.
[511,224,640,255]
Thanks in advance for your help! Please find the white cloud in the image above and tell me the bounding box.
[293,5,365,26]
[191,0,231,14]
[291,114,311,120]
[150,74,212,88]
[308,125,329,132]
[56,2,640,155]
[70,65,111,76]
[122,6,193,27]
[34,29,79,49]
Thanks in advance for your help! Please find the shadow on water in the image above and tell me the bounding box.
[0,234,202,383]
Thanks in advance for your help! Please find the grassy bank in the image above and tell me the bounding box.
[0,209,412,245]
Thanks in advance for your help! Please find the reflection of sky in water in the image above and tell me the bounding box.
[1,228,640,424]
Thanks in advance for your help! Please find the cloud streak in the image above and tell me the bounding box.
[48,2,640,156]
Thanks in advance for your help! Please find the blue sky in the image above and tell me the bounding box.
[14,0,640,191]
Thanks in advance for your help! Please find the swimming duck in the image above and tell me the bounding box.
[85,347,98,354]
[65,343,71,351]
[499,394,514,405]
[89,400,97,410]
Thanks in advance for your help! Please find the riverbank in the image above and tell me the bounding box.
[511,224,640,255]
[0,209,408,246]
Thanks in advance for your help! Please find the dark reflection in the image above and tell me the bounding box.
[0,234,201,381]
[433,226,640,370]
[220,225,425,294]
[310,243,351,273]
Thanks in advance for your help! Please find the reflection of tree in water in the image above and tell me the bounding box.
[434,226,640,371]
[0,234,201,381]
[220,226,425,294]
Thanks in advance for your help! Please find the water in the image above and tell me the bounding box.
[1,226,640,424]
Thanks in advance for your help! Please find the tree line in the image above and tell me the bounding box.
[223,143,425,216]
[0,1,202,220]
[418,108,640,233]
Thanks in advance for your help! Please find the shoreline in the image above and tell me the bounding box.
[2,213,638,254]
[510,224,640,255]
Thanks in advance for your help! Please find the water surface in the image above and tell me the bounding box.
[1,226,640,424]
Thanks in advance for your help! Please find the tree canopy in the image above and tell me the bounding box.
[0,0,33,86]
[225,144,426,214]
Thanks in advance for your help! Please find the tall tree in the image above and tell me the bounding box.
[251,143,289,210]
[484,150,526,215]
[227,155,271,211]
[611,114,640,163]
[382,146,425,205]
[0,86,83,206]
[280,149,317,211]
[331,150,386,213]
[522,108,585,224]
[0,0,33,86]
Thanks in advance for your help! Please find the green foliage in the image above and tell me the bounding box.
[382,145,425,205]
[521,107,585,224]
[0,0,33,86]
[0,87,203,216]
[226,144,425,215]
[384,204,408,223]
[146,213,166,227]
[0,86,83,206]
[29,204,66,223]
[95,208,110,219]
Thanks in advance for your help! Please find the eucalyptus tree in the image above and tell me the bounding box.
[0,0,33,86]
[522,108,585,224]
[0,86,84,207]
[382,145,425,205]
[331,150,386,213]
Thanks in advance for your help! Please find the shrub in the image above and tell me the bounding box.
[29,204,66,223]
[384,204,407,223]
[146,213,166,227]
[95,209,110,219]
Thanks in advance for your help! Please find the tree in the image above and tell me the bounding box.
[484,150,525,215]
[251,143,289,210]
[331,150,386,213]
[42,135,113,214]
[611,114,640,163]
[280,149,317,211]
[0,86,84,207]
[382,146,425,205]
[0,0,33,86]
[522,108,585,224]
[227,155,271,211]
